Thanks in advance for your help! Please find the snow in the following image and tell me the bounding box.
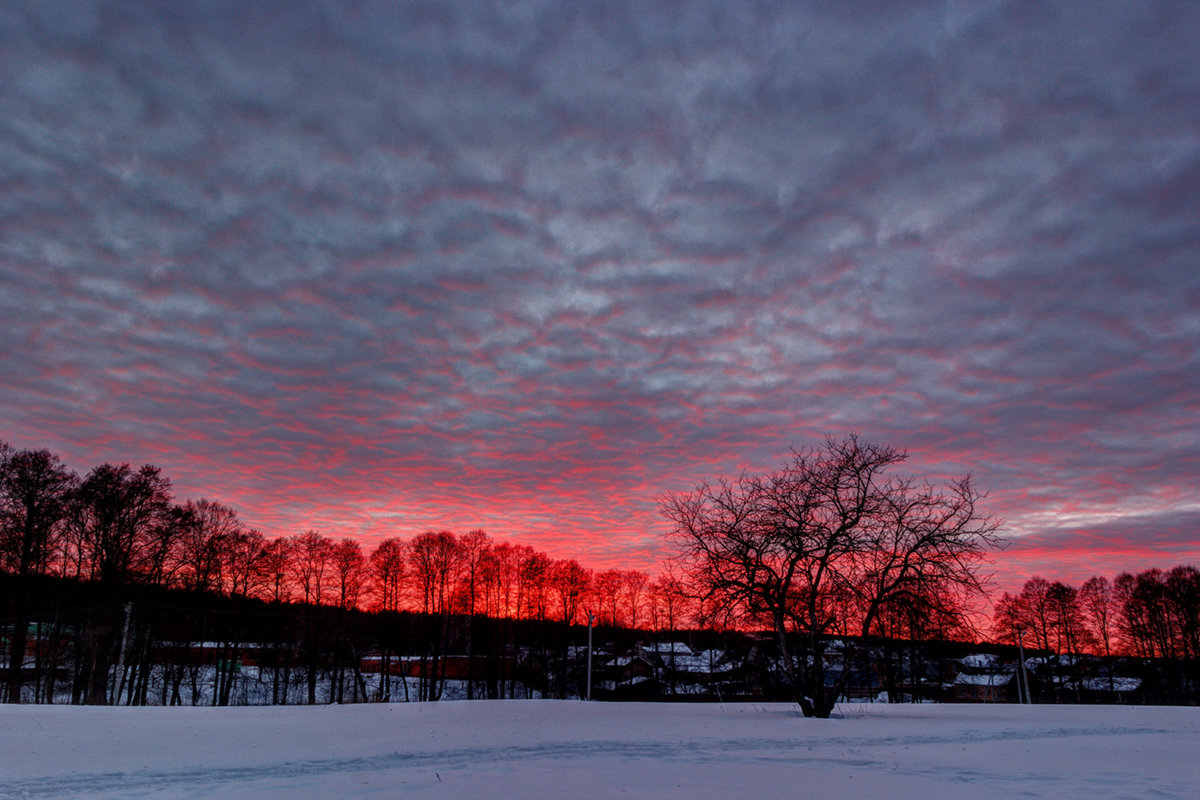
[640,642,693,656]
[953,672,1014,687]
[1082,676,1143,693]
[960,653,999,668]
[1,701,1197,799]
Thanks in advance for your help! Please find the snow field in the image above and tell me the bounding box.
[1,701,1197,799]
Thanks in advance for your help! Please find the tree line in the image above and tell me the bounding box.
[4,436,1198,712]
[993,568,1200,702]
[0,440,684,705]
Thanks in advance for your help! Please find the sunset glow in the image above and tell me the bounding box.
[2,1,1198,599]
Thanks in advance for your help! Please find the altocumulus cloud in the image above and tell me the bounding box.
[1,0,1197,582]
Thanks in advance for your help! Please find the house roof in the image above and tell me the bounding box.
[954,672,1014,687]
[640,642,694,656]
[1083,676,1142,693]
[665,652,736,674]
[960,653,999,669]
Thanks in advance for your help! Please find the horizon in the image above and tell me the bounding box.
[3,1,1198,598]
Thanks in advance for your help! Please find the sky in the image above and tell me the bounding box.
[2,0,1198,596]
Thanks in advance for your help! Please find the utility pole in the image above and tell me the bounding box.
[1017,628,1031,704]
[586,612,595,701]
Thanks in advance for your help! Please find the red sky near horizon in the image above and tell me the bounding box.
[2,1,1198,603]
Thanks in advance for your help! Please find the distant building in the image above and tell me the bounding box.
[952,654,1018,702]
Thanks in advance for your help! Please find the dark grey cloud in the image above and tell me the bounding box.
[1,0,1197,573]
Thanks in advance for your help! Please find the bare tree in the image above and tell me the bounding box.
[212,528,271,708]
[1044,581,1095,700]
[69,463,173,704]
[994,577,1054,653]
[409,531,461,618]
[367,538,408,701]
[176,499,241,594]
[482,541,521,620]
[1046,582,1094,656]
[290,531,335,704]
[331,538,365,611]
[453,531,486,611]
[647,567,694,695]
[1165,566,1200,690]
[620,570,649,631]
[408,531,462,700]
[291,531,334,607]
[649,569,691,639]
[326,538,367,704]
[369,538,407,613]
[1,447,77,702]
[261,536,295,604]
[1116,566,1200,698]
[1080,576,1119,692]
[550,559,591,626]
[140,503,189,589]
[224,528,269,599]
[456,530,492,699]
[592,569,624,628]
[519,549,551,624]
[1084,575,1118,657]
[662,435,999,718]
[259,536,296,704]
[74,463,173,587]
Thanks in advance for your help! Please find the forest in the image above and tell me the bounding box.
[2,438,1198,708]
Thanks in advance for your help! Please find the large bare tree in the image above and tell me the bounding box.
[661,435,999,718]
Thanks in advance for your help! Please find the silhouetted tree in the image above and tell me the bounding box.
[291,531,335,704]
[456,529,491,698]
[648,569,690,639]
[369,538,407,613]
[1164,566,1200,693]
[224,528,269,599]
[70,463,172,704]
[550,559,591,627]
[332,538,365,611]
[593,569,624,628]
[662,435,998,718]
[1,447,77,702]
[620,570,649,631]
[409,531,462,700]
[1117,567,1200,699]
[367,537,407,700]
[259,536,296,704]
[291,531,334,607]
[261,536,295,604]
[485,541,521,619]
[480,541,523,697]
[994,577,1054,653]
[176,499,240,594]
[1080,576,1118,659]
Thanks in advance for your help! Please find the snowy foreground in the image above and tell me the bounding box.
[2,702,1198,800]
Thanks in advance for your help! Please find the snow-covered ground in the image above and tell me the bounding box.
[2,701,1197,799]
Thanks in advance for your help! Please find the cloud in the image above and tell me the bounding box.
[994,508,1200,594]
[1,0,1197,581]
